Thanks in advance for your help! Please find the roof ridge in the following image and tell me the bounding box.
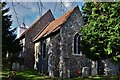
[32,22,50,41]
[19,9,54,39]
[33,6,79,42]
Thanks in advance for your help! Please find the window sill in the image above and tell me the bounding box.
[72,53,82,56]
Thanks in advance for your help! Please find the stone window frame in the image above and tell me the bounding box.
[43,42,46,58]
[35,46,39,60]
[72,32,82,56]
[41,41,46,59]
[35,43,40,62]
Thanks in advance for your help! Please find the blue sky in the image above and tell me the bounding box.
[6,2,84,31]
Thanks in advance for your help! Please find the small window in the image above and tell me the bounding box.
[35,46,39,59]
[74,33,81,55]
[41,41,46,59]
[43,42,46,58]
[78,36,81,54]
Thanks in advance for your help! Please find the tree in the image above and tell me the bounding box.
[81,2,120,61]
[80,2,120,74]
[1,2,22,69]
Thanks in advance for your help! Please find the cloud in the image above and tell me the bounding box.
[63,2,72,8]
[56,0,72,8]
[31,7,38,13]
[56,0,60,2]
[56,0,75,2]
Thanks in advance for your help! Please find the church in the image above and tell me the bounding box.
[18,6,119,78]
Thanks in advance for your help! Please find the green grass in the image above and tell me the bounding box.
[0,69,119,80]
[15,70,52,80]
[0,69,60,80]
[0,70,9,79]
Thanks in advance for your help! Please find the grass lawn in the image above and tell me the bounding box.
[0,69,119,80]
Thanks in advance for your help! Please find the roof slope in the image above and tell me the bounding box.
[19,9,54,39]
[33,6,79,42]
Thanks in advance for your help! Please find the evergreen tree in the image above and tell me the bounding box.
[1,2,22,68]
[81,2,120,61]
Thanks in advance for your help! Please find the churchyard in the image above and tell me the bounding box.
[1,1,120,80]
[0,62,119,80]
[0,69,118,80]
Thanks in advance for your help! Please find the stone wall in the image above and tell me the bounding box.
[19,38,25,58]
[60,7,90,78]
[33,7,120,78]
[34,31,61,76]
[24,10,55,69]
[35,7,91,78]
[47,32,61,77]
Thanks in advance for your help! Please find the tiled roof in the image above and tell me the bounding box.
[33,6,79,42]
[19,9,53,39]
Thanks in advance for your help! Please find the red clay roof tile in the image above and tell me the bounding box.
[33,6,79,42]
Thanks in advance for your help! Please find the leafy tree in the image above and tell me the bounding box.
[80,2,120,74]
[81,2,120,61]
[1,2,22,69]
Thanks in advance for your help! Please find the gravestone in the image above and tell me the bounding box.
[91,68,97,76]
[20,65,24,71]
[16,63,20,71]
[103,59,119,76]
[91,61,97,76]
[82,67,89,77]
[12,63,16,71]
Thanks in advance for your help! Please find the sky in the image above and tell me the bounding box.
[6,2,84,32]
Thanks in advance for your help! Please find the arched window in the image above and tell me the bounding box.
[78,36,81,54]
[74,33,81,55]
[43,42,46,58]
[41,41,46,59]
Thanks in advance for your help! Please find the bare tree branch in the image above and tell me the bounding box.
[70,2,75,7]
[59,0,71,14]
[10,1,75,28]
[11,2,20,7]
[60,2,69,11]
[37,1,46,16]
[54,2,57,12]
[59,2,65,14]
[11,2,20,26]
[37,2,41,15]
[39,0,46,13]
[17,2,31,10]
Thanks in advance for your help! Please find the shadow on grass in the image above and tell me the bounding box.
[1,69,119,80]
[14,69,60,80]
